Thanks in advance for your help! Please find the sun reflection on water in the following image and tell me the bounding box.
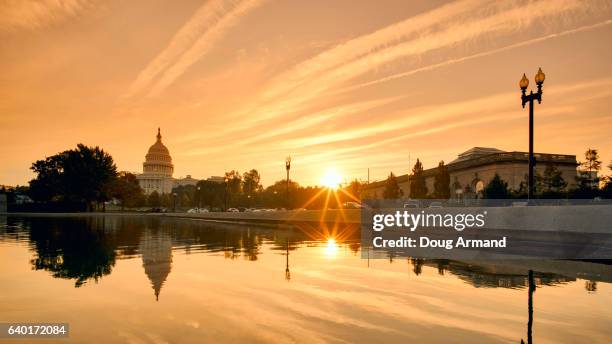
[324,238,339,258]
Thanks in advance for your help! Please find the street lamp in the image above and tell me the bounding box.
[285,156,291,210]
[224,176,229,211]
[519,67,545,201]
[172,192,177,212]
[196,186,201,209]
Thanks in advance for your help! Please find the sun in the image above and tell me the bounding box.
[320,168,342,189]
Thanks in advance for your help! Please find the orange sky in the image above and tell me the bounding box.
[1,0,612,187]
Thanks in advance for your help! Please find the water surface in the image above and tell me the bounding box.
[1,215,611,343]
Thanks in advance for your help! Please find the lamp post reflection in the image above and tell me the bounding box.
[521,269,536,344]
[285,239,290,281]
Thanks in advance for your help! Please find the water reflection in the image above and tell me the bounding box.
[140,228,172,301]
[1,216,612,343]
[27,216,117,287]
[284,239,291,281]
[0,216,611,293]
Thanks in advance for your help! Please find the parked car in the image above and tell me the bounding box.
[187,208,209,213]
[342,201,363,209]
[428,201,443,208]
[403,200,420,208]
[227,208,239,212]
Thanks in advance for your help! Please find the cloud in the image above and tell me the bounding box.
[0,0,96,32]
[125,0,266,99]
[338,19,612,94]
[226,0,611,125]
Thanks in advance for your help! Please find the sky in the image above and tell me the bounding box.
[1,0,612,187]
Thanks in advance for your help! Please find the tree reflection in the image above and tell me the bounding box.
[28,217,117,287]
[14,216,608,304]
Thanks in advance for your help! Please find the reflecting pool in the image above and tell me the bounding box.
[1,215,611,343]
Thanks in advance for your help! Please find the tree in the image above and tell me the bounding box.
[172,185,196,207]
[484,173,510,199]
[242,169,261,194]
[541,163,567,192]
[147,191,160,207]
[262,180,300,208]
[433,161,450,199]
[601,161,612,199]
[29,154,65,202]
[409,159,428,198]
[383,172,402,199]
[579,148,601,188]
[28,144,117,211]
[346,179,362,200]
[108,172,145,210]
[224,170,242,207]
[516,171,543,198]
[195,180,225,209]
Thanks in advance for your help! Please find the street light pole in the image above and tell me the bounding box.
[224,177,229,211]
[285,156,291,210]
[519,68,546,201]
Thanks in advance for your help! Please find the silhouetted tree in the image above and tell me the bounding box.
[383,172,402,199]
[29,144,117,211]
[108,172,145,210]
[541,163,567,194]
[579,148,601,188]
[147,191,160,207]
[242,169,262,195]
[346,179,362,200]
[195,180,225,209]
[409,159,428,198]
[433,161,451,199]
[172,184,196,207]
[484,173,510,199]
[225,170,242,207]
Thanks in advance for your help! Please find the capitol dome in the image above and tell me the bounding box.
[143,128,173,177]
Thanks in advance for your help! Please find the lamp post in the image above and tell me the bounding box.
[172,192,177,212]
[519,67,546,201]
[285,156,291,210]
[196,186,201,209]
[224,176,229,211]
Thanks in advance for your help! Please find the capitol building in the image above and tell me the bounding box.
[136,128,223,195]
[137,128,175,194]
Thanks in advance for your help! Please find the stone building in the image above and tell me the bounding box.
[173,175,199,188]
[137,128,175,195]
[362,147,578,199]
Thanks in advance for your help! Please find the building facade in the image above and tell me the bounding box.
[362,147,578,199]
[173,175,199,188]
[137,128,175,195]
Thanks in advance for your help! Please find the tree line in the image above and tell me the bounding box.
[7,144,612,212]
[17,144,362,211]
